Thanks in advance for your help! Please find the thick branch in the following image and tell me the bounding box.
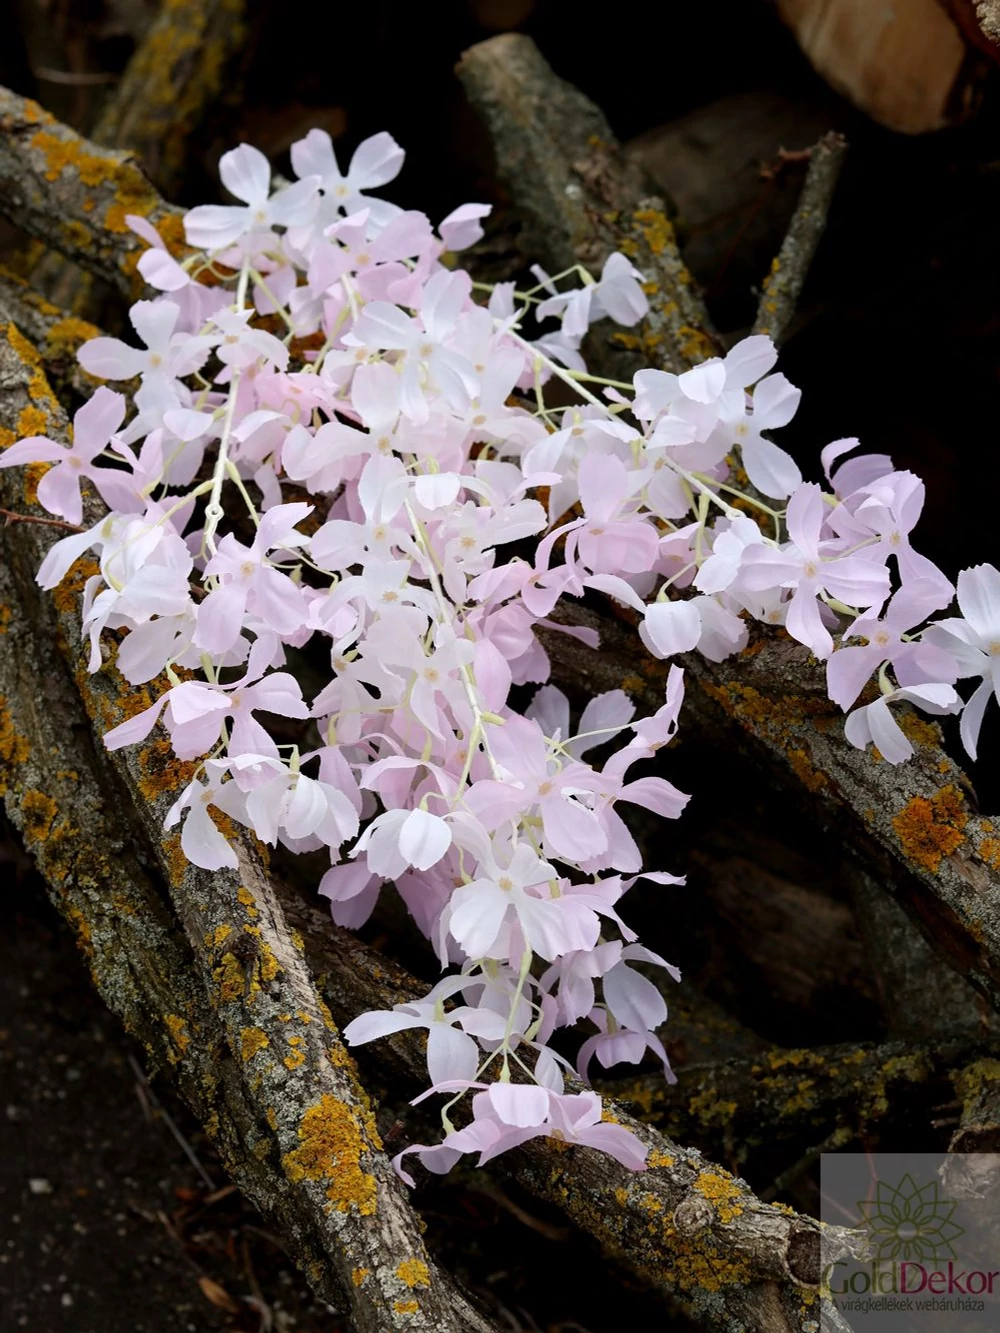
[600,1039,976,1167]
[753,132,848,344]
[456,34,722,373]
[0,84,189,299]
[0,325,496,1333]
[0,266,104,400]
[92,0,248,195]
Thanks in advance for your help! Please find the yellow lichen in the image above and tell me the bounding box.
[237,885,259,918]
[23,461,50,506]
[284,1035,306,1070]
[692,1169,744,1224]
[647,1150,675,1169]
[164,1013,191,1061]
[137,738,196,800]
[352,1267,369,1287]
[21,788,58,842]
[394,1300,419,1315]
[0,700,31,791]
[892,784,968,872]
[395,1258,430,1289]
[281,1094,377,1215]
[240,1027,269,1061]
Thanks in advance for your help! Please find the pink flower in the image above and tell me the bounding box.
[446,841,600,962]
[393,1085,647,1185]
[194,503,313,655]
[77,299,213,384]
[185,143,320,251]
[0,387,131,525]
[344,976,505,1088]
[923,564,1000,758]
[465,715,610,864]
[291,129,404,231]
[844,683,962,765]
[741,483,890,659]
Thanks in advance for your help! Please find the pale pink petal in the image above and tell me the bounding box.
[426,1023,479,1087]
[639,601,701,659]
[76,337,147,380]
[348,131,405,191]
[398,808,452,871]
[487,1083,549,1127]
[219,143,270,205]
[958,565,1000,642]
[103,695,169,750]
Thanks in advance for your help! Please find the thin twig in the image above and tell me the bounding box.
[128,1055,217,1191]
[753,131,848,344]
[0,507,84,532]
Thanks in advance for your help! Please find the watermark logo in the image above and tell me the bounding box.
[858,1172,964,1263]
[820,1152,1000,1330]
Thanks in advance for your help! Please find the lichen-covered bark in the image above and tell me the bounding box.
[0,84,189,299]
[0,266,104,401]
[599,1039,977,1167]
[976,0,1000,44]
[92,0,247,195]
[0,324,498,1333]
[753,132,847,344]
[456,34,722,374]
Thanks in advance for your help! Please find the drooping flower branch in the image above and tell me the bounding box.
[3,130,997,1179]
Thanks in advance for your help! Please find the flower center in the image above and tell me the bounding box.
[498,876,513,891]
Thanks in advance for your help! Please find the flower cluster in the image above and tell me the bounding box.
[4,130,997,1180]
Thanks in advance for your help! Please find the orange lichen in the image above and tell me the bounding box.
[395,1259,430,1289]
[16,404,49,437]
[284,1035,306,1070]
[240,1027,269,1061]
[896,710,941,750]
[647,1150,675,1169]
[236,885,259,918]
[164,1014,191,1061]
[21,788,58,842]
[137,738,196,800]
[351,1267,369,1287]
[51,557,100,615]
[0,700,30,790]
[43,316,101,361]
[394,1300,419,1315]
[692,1169,744,1224]
[892,784,968,873]
[281,1094,377,1215]
[29,130,116,186]
[979,838,1000,871]
[23,462,50,506]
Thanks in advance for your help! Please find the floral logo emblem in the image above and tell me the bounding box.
[858,1174,964,1262]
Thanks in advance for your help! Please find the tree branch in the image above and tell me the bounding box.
[456,34,722,374]
[753,132,847,344]
[0,84,189,299]
[92,0,248,195]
